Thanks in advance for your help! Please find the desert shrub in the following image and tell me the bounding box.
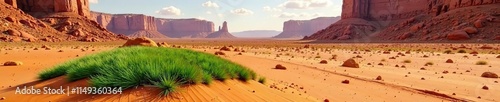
[426,62,434,65]
[444,50,452,54]
[39,47,257,96]
[476,61,488,65]
[457,50,467,53]
[258,77,266,84]
[403,60,412,63]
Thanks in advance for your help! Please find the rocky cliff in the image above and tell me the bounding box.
[15,0,91,18]
[91,12,167,38]
[274,17,340,38]
[156,18,214,38]
[91,12,215,38]
[305,0,500,42]
[206,21,236,38]
[1,0,126,42]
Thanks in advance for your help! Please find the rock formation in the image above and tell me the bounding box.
[305,0,500,42]
[15,0,91,18]
[274,17,340,38]
[92,11,215,38]
[0,0,126,42]
[91,12,167,38]
[206,21,236,38]
[156,18,214,38]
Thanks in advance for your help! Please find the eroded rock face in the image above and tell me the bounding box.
[275,17,340,38]
[306,0,500,41]
[206,21,236,38]
[13,0,91,18]
[91,12,215,38]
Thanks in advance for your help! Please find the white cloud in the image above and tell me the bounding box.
[156,6,182,16]
[217,13,224,18]
[89,0,98,4]
[276,12,321,18]
[263,6,282,12]
[202,1,219,8]
[206,11,212,14]
[278,12,298,18]
[230,8,254,15]
[279,0,332,9]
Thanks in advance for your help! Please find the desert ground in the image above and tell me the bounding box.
[1,39,499,102]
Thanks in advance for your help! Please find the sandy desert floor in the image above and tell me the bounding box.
[1,39,499,102]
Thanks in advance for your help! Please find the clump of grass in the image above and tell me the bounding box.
[426,62,434,65]
[258,77,266,84]
[476,61,488,65]
[38,47,257,96]
[403,60,412,63]
[444,50,452,54]
[457,50,467,53]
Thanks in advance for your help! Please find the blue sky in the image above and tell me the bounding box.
[89,0,343,32]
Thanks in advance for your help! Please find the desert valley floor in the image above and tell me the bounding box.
[0,39,499,102]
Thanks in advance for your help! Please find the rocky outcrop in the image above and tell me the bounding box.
[156,18,214,38]
[305,0,500,42]
[1,0,125,42]
[91,11,215,38]
[274,17,340,38]
[206,21,236,38]
[14,0,91,18]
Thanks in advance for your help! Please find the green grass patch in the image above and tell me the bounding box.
[258,77,266,84]
[38,46,256,96]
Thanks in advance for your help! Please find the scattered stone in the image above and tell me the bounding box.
[420,67,426,70]
[342,59,359,68]
[341,80,350,84]
[220,46,231,51]
[421,78,425,80]
[446,59,454,63]
[482,86,489,90]
[0,97,4,100]
[214,51,225,55]
[324,99,329,102]
[58,50,63,52]
[481,72,498,78]
[156,42,169,47]
[376,76,382,80]
[319,60,328,64]
[275,64,287,70]
[3,61,23,66]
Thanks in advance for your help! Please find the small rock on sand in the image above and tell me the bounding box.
[481,72,498,78]
[214,51,225,55]
[3,61,23,66]
[275,64,287,70]
[376,76,382,80]
[446,59,454,63]
[341,80,350,84]
[319,60,328,64]
[342,59,359,68]
[482,86,489,90]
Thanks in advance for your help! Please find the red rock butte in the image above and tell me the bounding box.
[274,17,340,38]
[305,0,500,42]
[91,12,236,38]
